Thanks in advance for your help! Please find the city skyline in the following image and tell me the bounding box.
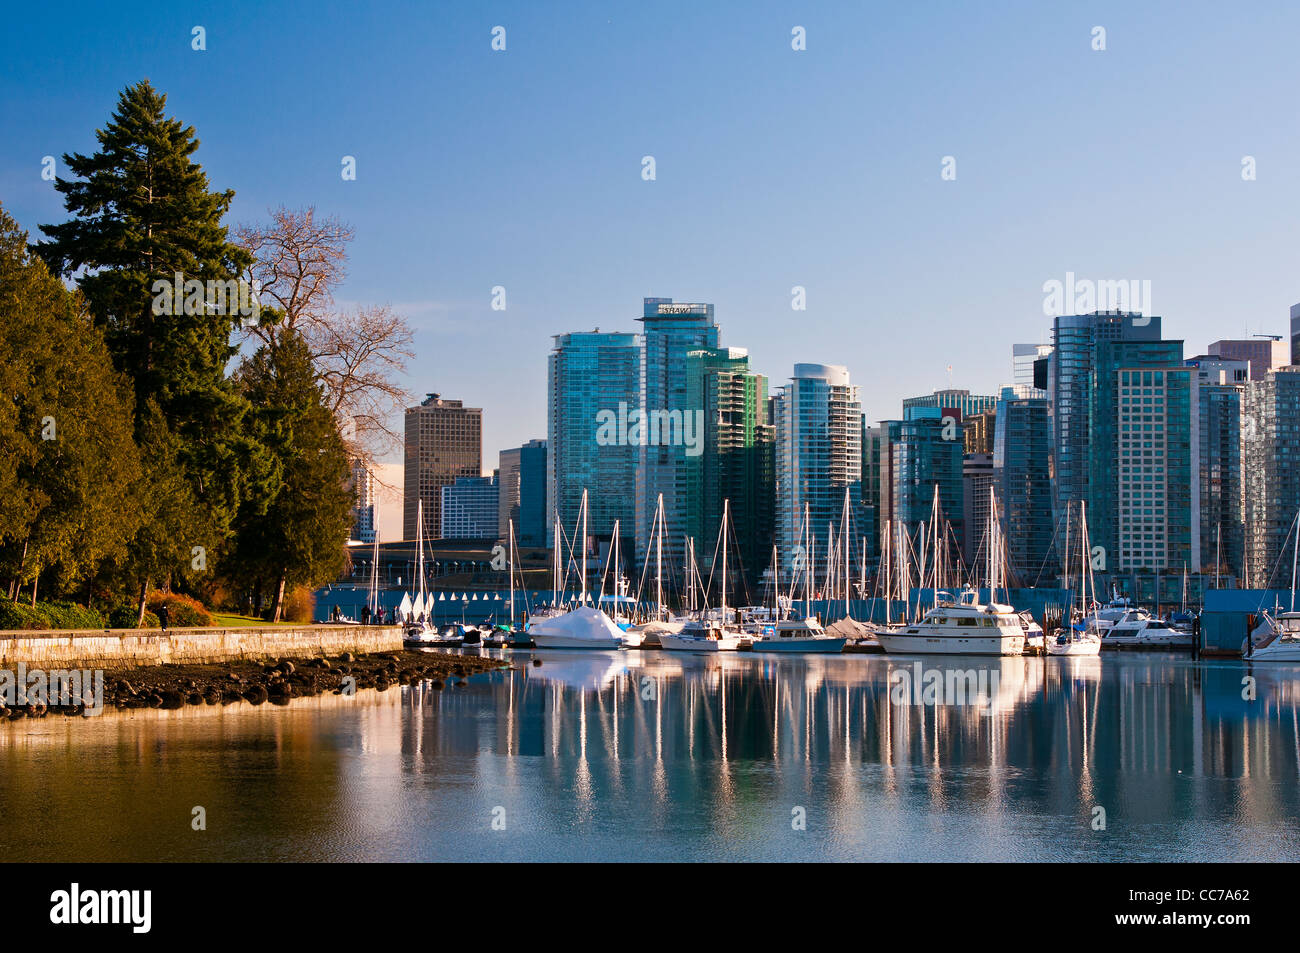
[6,1,1300,462]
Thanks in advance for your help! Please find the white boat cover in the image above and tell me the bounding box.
[826,617,874,638]
[411,592,425,618]
[530,606,626,642]
[399,592,413,619]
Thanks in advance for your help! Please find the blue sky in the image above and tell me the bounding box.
[3,0,1299,466]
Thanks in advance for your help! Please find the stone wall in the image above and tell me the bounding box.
[0,626,403,668]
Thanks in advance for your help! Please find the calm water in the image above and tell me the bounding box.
[2,650,1299,862]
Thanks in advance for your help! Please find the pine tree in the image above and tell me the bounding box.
[35,80,273,546]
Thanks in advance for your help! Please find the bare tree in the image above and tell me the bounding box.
[237,207,414,463]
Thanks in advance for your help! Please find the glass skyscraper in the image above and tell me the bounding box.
[993,386,1055,584]
[1244,366,1300,588]
[547,331,640,552]
[681,347,774,601]
[635,298,719,572]
[773,364,863,582]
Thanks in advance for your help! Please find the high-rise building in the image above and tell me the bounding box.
[403,394,482,542]
[548,330,639,551]
[1012,343,1052,393]
[440,474,500,539]
[1049,311,1162,523]
[1292,304,1300,366]
[772,364,862,578]
[901,388,998,420]
[349,458,376,543]
[861,424,884,562]
[1193,374,1244,582]
[499,439,548,547]
[681,347,774,598]
[1244,366,1300,588]
[1207,338,1289,381]
[993,386,1055,584]
[882,410,965,572]
[962,452,994,568]
[963,408,997,455]
[635,298,719,570]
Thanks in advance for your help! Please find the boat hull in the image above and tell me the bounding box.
[751,637,847,653]
[875,630,1024,656]
[659,633,742,652]
[1047,639,1101,656]
[530,634,623,650]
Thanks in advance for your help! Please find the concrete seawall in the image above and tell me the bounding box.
[0,625,404,668]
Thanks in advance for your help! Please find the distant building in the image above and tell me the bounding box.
[993,387,1055,584]
[548,330,639,551]
[901,388,998,420]
[962,452,994,569]
[1292,303,1300,366]
[403,394,482,542]
[440,474,499,539]
[498,441,547,544]
[1206,338,1289,381]
[883,410,965,573]
[963,408,997,455]
[349,459,376,543]
[773,364,862,578]
[1244,367,1300,588]
[1012,343,1052,394]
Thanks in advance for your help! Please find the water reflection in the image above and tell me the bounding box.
[0,652,1298,861]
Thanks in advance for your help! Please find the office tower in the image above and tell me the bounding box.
[1206,338,1289,381]
[901,388,998,420]
[772,364,863,578]
[962,453,994,569]
[349,458,376,543]
[861,424,884,561]
[507,439,548,547]
[498,446,521,540]
[1048,311,1162,523]
[440,474,500,539]
[635,298,720,570]
[1244,367,1300,588]
[1012,343,1052,393]
[1292,304,1300,366]
[883,409,965,573]
[993,386,1055,583]
[548,330,639,551]
[963,408,997,454]
[403,394,482,542]
[1089,331,1191,573]
[498,440,547,543]
[681,347,774,598]
[1191,371,1244,583]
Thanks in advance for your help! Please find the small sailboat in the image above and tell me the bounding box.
[1049,500,1101,656]
[404,499,461,647]
[661,500,744,652]
[749,543,845,653]
[529,490,625,649]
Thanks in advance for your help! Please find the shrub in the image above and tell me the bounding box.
[107,605,160,628]
[282,585,316,623]
[146,591,213,627]
[0,599,105,630]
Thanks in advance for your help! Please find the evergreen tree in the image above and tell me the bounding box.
[0,204,142,603]
[229,330,352,621]
[35,79,273,547]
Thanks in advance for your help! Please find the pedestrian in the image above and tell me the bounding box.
[158,602,169,631]
[361,605,370,625]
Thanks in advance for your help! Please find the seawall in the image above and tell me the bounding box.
[0,625,403,668]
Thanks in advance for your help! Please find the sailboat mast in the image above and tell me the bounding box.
[580,488,588,603]
[655,494,663,621]
[721,499,729,620]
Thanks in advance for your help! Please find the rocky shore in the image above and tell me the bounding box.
[0,650,506,719]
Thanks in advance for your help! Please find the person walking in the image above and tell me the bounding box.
[157,602,169,631]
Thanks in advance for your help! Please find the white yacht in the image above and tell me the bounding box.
[1099,609,1190,648]
[749,616,846,654]
[1246,611,1300,661]
[659,619,744,653]
[528,606,626,650]
[874,590,1026,656]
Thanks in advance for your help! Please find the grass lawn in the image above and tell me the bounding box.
[211,613,306,628]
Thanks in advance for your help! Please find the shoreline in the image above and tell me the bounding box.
[0,649,505,721]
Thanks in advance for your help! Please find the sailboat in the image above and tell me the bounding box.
[1048,500,1102,656]
[660,500,744,652]
[751,503,845,653]
[624,493,682,649]
[404,499,461,647]
[529,489,626,649]
[1245,509,1300,661]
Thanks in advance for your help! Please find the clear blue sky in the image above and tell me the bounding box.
[3,0,1298,466]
